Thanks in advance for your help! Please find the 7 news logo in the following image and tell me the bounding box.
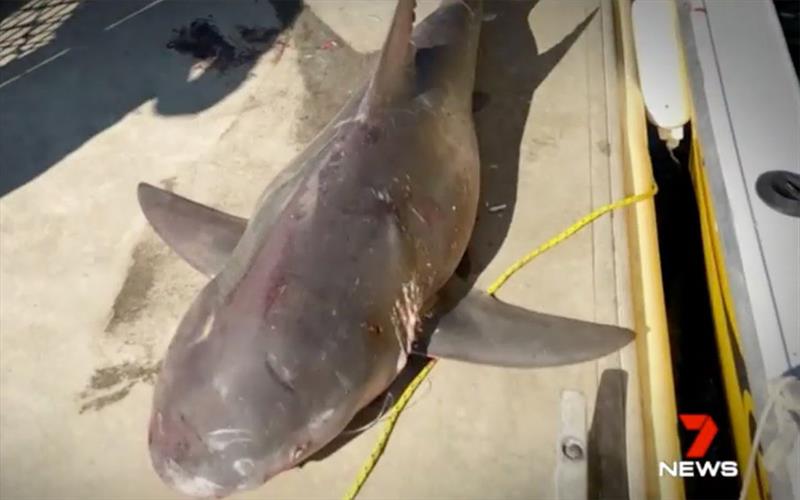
[659,414,739,478]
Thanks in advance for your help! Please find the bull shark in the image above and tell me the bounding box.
[138,0,633,497]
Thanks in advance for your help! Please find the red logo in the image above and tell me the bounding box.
[679,414,718,458]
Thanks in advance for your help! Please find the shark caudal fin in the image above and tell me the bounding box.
[413,290,635,368]
[137,183,246,276]
[364,0,417,110]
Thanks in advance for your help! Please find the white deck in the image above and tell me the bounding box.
[0,1,645,498]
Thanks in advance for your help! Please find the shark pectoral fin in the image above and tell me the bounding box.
[137,183,247,276]
[413,290,634,368]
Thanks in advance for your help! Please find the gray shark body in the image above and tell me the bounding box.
[138,1,632,497]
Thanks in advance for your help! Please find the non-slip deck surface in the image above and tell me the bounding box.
[0,1,645,498]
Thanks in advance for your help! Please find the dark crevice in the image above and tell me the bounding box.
[650,123,740,499]
[774,0,799,79]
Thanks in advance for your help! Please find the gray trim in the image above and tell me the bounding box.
[677,0,768,422]
[676,2,798,498]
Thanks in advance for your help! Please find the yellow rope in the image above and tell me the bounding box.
[341,359,437,500]
[342,182,659,500]
[486,183,659,295]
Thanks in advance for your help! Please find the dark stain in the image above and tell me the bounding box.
[237,25,279,45]
[87,361,160,391]
[166,18,276,71]
[79,382,137,414]
[105,240,160,333]
[83,236,171,413]
[166,1,302,73]
[291,9,375,143]
[78,361,161,414]
[167,18,235,63]
[596,139,610,157]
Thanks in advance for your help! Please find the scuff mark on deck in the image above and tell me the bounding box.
[78,361,161,413]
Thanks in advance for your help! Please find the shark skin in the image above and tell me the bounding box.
[138,1,632,497]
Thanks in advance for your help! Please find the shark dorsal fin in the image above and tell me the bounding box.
[137,183,247,276]
[364,0,417,110]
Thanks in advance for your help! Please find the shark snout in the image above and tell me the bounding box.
[149,412,263,498]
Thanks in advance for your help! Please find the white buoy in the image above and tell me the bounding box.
[631,0,691,153]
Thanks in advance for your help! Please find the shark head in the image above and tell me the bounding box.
[147,282,344,498]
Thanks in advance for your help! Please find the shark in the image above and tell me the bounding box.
[138,0,632,497]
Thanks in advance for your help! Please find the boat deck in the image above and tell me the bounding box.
[0,1,673,498]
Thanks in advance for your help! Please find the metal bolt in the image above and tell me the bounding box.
[561,437,585,461]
